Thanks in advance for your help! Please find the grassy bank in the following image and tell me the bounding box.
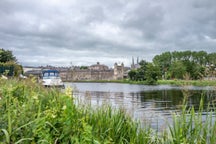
[158,79,216,86]
[1,78,216,143]
[67,79,216,86]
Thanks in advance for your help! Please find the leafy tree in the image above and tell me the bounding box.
[152,50,216,80]
[128,70,138,81]
[80,66,88,70]
[153,52,172,79]
[0,48,17,63]
[182,51,192,61]
[168,61,187,79]
[128,60,160,84]
[145,63,160,84]
[136,60,148,81]
[0,48,22,76]
[207,53,216,65]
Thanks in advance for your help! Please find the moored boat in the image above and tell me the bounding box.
[41,69,64,88]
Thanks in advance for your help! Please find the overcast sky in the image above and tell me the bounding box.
[0,0,216,67]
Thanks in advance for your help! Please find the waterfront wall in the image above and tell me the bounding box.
[60,69,115,81]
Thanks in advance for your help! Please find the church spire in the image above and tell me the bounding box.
[131,57,135,69]
[137,57,139,64]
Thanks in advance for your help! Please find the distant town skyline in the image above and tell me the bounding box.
[0,0,216,67]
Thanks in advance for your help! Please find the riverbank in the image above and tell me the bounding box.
[1,78,216,143]
[64,79,216,86]
[158,79,216,86]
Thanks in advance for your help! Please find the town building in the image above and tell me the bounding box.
[23,62,126,81]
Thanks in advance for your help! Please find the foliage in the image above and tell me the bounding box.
[128,69,138,81]
[0,62,23,77]
[145,63,160,84]
[80,66,88,70]
[163,98,216,144]
[0,48,22,77]
[128,60,160,84]
[0,48,17,63]
[128,50,215,83]
[0,79,154,143]
[153,51,172,76]
[168,61,187,79]
[153,51,216,80]
[1,79,216,143]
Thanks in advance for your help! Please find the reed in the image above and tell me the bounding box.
[161,97,216,144]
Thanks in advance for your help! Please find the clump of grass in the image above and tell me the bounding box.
[161,97,216,144]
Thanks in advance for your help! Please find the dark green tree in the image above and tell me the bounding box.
[128,70,138,81]
[145,63,160,84]
[136,60,148,81]
[168,61,187,79]
[153,52,172,79]
[80,66,88,70]
[0,48,22,76]
[0,48,17,63]
[207,53,216,66]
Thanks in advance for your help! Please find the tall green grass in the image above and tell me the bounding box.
[0,78,155,143]
[1,78,216,143]
[161,98,216,144]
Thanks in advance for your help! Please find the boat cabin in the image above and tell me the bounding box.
[42,70,60,78]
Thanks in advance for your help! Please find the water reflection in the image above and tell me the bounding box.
[65,82,216,130]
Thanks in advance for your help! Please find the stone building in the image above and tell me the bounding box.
[24,62,125,81]
[114,63,124,80]
[89,62,109,71]
[59,62,125,81]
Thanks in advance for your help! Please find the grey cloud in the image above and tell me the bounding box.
[122,1,164,40]
[0,0,215,67]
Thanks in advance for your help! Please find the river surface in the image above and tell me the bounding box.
[64,82,216,131]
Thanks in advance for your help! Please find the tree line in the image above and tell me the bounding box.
[128,51,216,84]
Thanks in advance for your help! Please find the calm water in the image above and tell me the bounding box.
[64,82,216,130]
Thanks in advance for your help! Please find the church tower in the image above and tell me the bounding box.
[114,62,124,80]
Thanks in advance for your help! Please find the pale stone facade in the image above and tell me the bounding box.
[59,62,124,81]
[114,63,124,80]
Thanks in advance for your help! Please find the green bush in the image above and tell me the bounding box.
[0,62,23,77]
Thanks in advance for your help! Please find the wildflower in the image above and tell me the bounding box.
[51,114,56,118]
[32,95,38,100]
[65,86,73,97]
[62,105,67,110]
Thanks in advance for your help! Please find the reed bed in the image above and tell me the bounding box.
[0,78,216,143]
